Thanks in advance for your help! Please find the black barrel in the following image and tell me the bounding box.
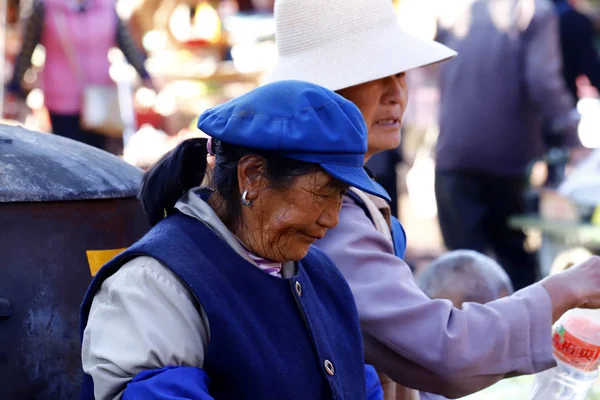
[0,125,150,399]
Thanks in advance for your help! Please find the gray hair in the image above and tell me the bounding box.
[417,250,514,304]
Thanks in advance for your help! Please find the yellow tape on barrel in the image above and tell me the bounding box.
[86,249,126,276]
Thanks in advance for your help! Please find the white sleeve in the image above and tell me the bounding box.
[81,256,209,400]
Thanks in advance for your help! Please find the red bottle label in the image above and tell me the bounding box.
[553,316,600,372]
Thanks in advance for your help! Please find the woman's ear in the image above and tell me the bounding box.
[237,155,268,201]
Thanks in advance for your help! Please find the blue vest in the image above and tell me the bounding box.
[80,212,366,399]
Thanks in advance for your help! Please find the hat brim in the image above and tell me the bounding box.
[265,25,456,92]
[321,163,391,202]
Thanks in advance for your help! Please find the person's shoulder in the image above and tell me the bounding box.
[105,256,194,303]
[119,255,169,274]
[342,193,373,220]
[141,213,211,247]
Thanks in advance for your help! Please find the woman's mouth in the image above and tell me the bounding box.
[376,118,400,127]
[299,232,324,242]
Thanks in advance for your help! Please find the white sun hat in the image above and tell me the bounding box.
[265,0,457,91]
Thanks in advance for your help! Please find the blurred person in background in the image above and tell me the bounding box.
[6,0,152,151]
[552,0,600,100]
[433,0,581,290]
[542,0,600,161]
[417,250,514,400]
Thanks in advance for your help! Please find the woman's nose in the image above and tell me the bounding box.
[317,204,340,229]
[383,75,405,105]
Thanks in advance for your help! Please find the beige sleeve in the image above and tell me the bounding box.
[81,256,209,400]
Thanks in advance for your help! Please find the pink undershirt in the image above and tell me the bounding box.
[235,238,283,278]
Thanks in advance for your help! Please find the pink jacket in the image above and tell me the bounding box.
[41,0,116,114]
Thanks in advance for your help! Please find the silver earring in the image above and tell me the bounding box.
[241,190,253,207]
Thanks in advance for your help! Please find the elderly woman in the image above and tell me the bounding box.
[79,81,386,399]
[266,0,600,399]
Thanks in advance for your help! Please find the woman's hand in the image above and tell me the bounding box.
[541,256,600,322]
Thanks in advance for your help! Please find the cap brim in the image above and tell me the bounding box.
[265,26,456,92]
[321,163,391,202]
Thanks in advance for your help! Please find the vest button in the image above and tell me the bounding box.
[295,281,302,296]
[324,359,335,376]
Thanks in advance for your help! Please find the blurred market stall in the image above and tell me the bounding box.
[2,0,277,167]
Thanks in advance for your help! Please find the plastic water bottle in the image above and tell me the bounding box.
[530,309,600,399]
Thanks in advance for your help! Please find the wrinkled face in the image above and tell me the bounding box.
[239,169,349,263]
[337,73,409,161]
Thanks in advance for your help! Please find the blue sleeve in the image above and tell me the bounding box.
[391,216,407,259]
[122,366,214,400]
[365,364,384,400]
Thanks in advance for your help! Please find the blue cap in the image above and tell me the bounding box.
[197,80,390,201]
